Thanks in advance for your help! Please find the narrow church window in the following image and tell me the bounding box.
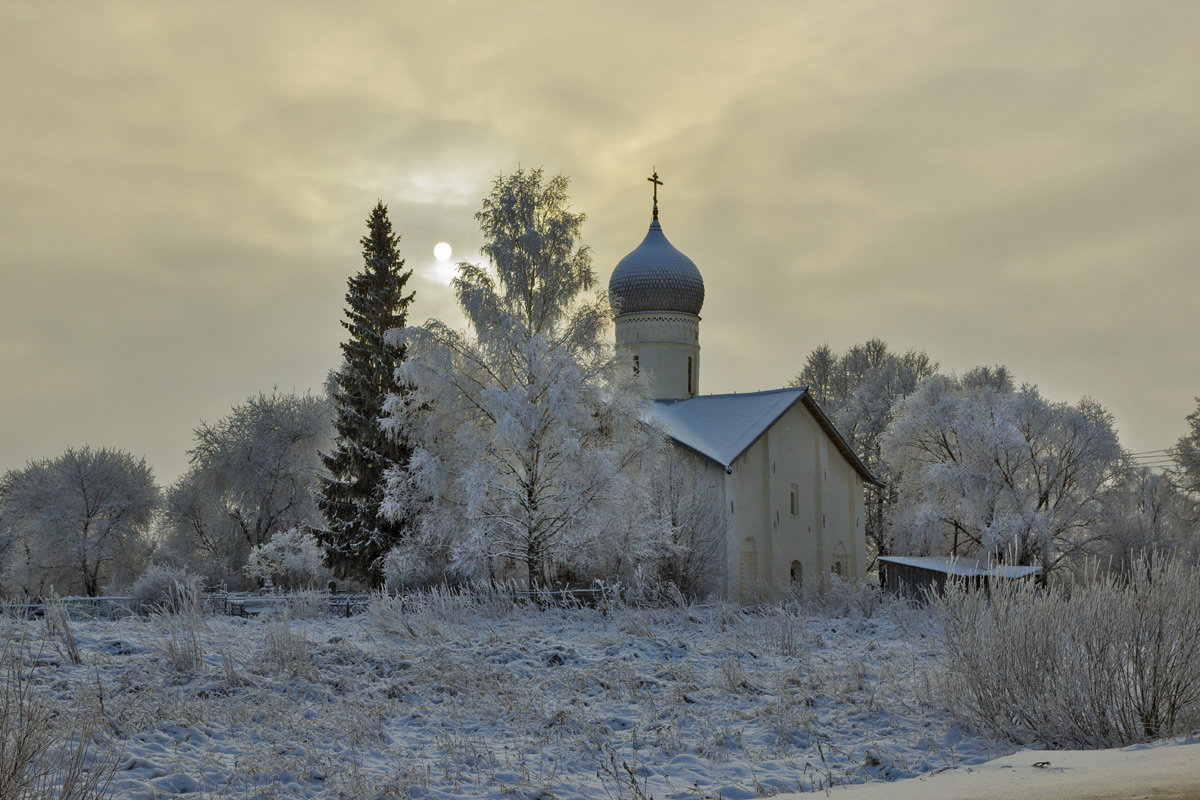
[790,484,799,516]
[730,500,735,515]
[687,356,693,394]
[633,355,639,374]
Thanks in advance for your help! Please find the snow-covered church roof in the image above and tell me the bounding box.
[650,387,881,485]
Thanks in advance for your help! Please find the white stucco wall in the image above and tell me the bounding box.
[723,401,866,601]
[614,311,700,400]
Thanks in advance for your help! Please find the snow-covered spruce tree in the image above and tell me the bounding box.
[0,446,158,596]
[317,202,415,585]
[160,391,330,589]
[790,339,938,565]
[382,168,666,587]
[883,376,1123,579]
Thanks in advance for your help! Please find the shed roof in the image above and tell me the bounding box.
[878,556,1041,579]
[650,387,881,486]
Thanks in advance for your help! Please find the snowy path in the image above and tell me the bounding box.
[795,740,1200,800]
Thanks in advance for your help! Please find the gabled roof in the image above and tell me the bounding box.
[878,556,1041,579]
[650,387,882,486]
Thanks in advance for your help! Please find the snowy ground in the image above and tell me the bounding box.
[4,592,1019,799]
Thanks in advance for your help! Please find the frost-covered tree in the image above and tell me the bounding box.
[318,202,416,586]
[160,391,331,588]
[790,339,938,563]
[383,168,664,586]
[883,376,1123,578]
[1172,397,1200,527]
[648,450,726,597]
[1097,467,1195,571]
[245,527,331,591]
[0,446,158,596]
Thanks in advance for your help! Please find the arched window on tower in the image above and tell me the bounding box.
[687,356,693,395]
[633,355,639,374]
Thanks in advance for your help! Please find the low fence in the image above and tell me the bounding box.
[206,591,372,618]
[508,586,605,607]
[0,596,137,620]
[1,585,613,620]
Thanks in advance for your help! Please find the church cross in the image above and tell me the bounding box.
[648,169,663,220]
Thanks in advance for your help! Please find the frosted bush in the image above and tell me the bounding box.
[129,563,204,612]
[824,574,887,617]
[793,574,889,618]
[244,527,330,591]
[935,555,1200,747]
[381,545,445,592]
[261,618,314,679]
[43,596,82,665]
[153,600,205,674]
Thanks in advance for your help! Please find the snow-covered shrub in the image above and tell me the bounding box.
[244,527,330,591]
[261,618,314,679]
[380,545,446,592]
[279,589,328,620]
[367,583,520,641]
[42,596,81,665]
[792,574,888,618]
[129,563,205,612]
[825,574,887,618]
[935,554,1200,747]
[153,601,205,674]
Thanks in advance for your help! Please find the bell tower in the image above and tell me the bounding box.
[608,171,705,401]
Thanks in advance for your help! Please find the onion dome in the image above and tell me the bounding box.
[609,218,705,316]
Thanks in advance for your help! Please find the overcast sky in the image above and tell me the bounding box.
[2,1,1197,483]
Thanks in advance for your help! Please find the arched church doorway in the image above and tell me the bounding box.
[789,560,802,587]
[831,542,848,577]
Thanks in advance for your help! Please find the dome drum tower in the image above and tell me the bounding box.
[613,309,700,401]
[608,172,705,401]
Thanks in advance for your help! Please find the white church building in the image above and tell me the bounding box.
[609,175,879,601]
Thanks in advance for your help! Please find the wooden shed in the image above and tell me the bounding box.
[877,556,1041,600]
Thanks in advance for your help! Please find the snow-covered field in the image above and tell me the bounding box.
[4,592,1016,799]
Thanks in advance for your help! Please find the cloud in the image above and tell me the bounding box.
[1,0,1198,480]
